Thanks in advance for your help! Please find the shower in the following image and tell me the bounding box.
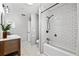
[40,3,78,56]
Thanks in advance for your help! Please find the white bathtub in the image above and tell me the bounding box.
[43,43,75,56]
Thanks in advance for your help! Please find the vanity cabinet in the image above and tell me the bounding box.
[0,38,21,56]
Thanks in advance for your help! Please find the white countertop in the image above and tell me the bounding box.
[0,35,21,41]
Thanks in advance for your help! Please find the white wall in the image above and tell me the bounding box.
[0,13,1,38]
[77,3,79,55]
[4,13,28,47]
[0,3,3,39]
[40,3,77,54]
[49,3,77,53]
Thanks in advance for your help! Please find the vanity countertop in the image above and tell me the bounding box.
[0,35,21,41]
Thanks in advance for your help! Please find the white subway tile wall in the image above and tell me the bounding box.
[40,3,77,54]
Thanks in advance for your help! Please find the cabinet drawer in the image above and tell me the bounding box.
[4,39,19,55]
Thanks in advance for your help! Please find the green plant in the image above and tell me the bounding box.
[0,24,11,32]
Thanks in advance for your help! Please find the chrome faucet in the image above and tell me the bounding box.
[46,38,50,44]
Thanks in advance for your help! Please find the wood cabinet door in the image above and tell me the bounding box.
[3,39,19,55]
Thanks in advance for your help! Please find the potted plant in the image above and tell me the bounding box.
[0,24,11,39]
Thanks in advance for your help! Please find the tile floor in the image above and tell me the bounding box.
[21,42,44,56]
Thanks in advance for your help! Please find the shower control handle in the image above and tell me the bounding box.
[54,34,57,37]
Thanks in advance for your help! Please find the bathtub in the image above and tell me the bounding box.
[43,43,75,56]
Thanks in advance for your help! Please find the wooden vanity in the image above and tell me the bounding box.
[0,35,21,56]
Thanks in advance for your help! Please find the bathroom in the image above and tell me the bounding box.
[0,3,79,56]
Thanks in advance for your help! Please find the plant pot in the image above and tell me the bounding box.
[3,32,7,39]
